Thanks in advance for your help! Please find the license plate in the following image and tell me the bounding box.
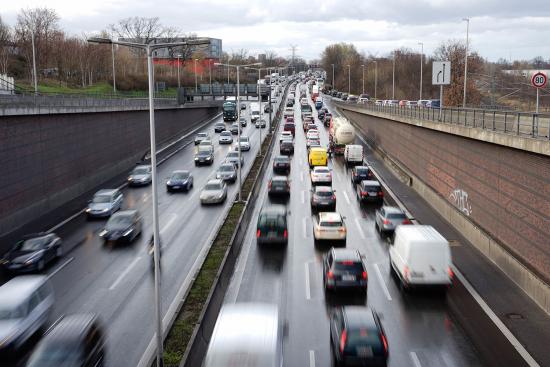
[356,346,373,358]
[268,231,276,237]
[342,275,355,281]
[172,186,180,189]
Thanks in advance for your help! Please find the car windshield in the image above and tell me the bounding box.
[274,157,289,163]
[172,172,189,180]
[334,261,363,272]
[0,305,24,320]
[259,215,285,229]
[239,137,248,142]
[132,168,149,175]
[316,191,333,197]
[315,168,329,173]
[205,183,222,190]
[356,168,369,175]
[92,195,111,204]
[227,152,238,158]
[221,132,231,136]
[197,133,207,138]
[320,221,342,227]
[19,236,49,251]
[364,185,380,191]
[347,328,383,350]
[106,215,132,229]
[219,165,234,172]
[387,213,406,219]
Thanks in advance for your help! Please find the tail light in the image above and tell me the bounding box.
[448,267,454,280]
[327,271,334,279]
[383,219,391,225]
[268,182,272,190]
[402,219,411,224]
[381,333,388,354]
[256,229,261,238]
[403,266,410,280]
[331,195,336,200]
[340,329,347,353]
[362,271,368,280]
[378,191,384,197]
[361,191,367,197]
[283,229,288,238]
[338,227,347,233]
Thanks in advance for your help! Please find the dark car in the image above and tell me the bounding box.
[286,99,294,107]
[214,122,226,133]
[239,117,247,127]
[229,123,239,135]
[195,149,215,166]
[268,176,290,198]
[264,105,272,113]
[273,156,291,175]
[240,103,247,110]
[1,233,62,273]
[323,248,367,293]
[216,163,238,183]
[256,205,288,246]
[330,306,388,367]
[166,170,193,192]
[351,166,374,185]
[283,122,296,136]
[324,113,333,127]
[311,186,336,212]
[99,210,142,245]
[26,314,106,367]
[280,140,294,155]
[356,180,384,204]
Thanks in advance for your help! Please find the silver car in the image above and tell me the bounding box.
[255,119,267,128]
[375,206,411,234]
[237,136,251,151]
[219,131,233,144]
[216,163,237,183]
[200,179,227,205]
[225,151,244,167]
[195,132,210,145]
[86,189,123,218]
[128,165,152,186]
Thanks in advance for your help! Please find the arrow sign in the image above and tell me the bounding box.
[433,61,451,85]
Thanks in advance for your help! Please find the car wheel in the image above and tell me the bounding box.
[56,246,63,258]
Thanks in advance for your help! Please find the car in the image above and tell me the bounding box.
[323,113,333,127]
[313,212,346,244]
[375,206,411,235]
[306,137,321,148]
[399,100,409,107]
[286,99,294,107]
[268,176,290,198]
[255,119,267,128]
[329,306,388,367]
[311,185,336,212]
[417,99,430,107]
[280,140,294,155]
[356,180,384,204]
[272,155,291,175]
[375,99,384,106]
[310,166,332,186]
[284,115,295,124]
[341,93,348,101]
[99,210,142,245]
[406,100,418,108]
[264,105,272,113]
[387,99,399,106]
[86,189,123,218]
[127,165,152,186]
[323,248,368,293]
[239,117,247,127]
[26,314,106,367]
[225,151,244,167]
[318,110,326,120]
[199,139,214,149]
[283,122,296,135]
[256,205,289,246]
[308,147,328,167]
[229,123,239,135]
[240,103,247,110]
[306,129,320,140]
[194,132,210,145]
[304,123,317,133]
[279,131,293,143]
[347,95,358,103]
[214,122,226,133]
[200,179,227,205]
[359,94,370,103]
[195,146,214,166]
[1,233,62,273]
[216,163,237,183]
[350,166,374,184]
[219,131,233,144]
[237,136,251,151]
[427,99,440,108]
[166,170,193,192]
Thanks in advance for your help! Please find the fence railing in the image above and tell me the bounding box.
[337,101,550,140]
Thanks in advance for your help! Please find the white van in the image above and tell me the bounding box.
[250,103,261,122]
[344,145,364,166]
[389,225,453,289]
[204,303,282,367]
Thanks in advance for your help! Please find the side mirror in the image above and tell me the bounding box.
[342,216,347,220]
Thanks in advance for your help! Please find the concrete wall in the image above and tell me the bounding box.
[0,106,218,239]
[340,109,550,286]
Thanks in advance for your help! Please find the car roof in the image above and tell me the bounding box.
[113,209,137,218]
[310,147,326,153]
[271,176,288,182]
[0,275,49,307]
[95,189,118,196]
[319,212,342,222]
[207,179,224,185]
[313,166,329,171]
[43,314,99,343]
[354,166,369,170]
[332,248,361,261]
[382,206,404,215]
[21,232,51,240]
[361,180,380,186]
[219,163,235,169]
[172,170,190,175]
[342,306,376,329]
[260,204,287,216]
[314,186,333,192]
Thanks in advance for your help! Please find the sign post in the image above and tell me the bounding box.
[432,61,451,120]
[531,71,547,114]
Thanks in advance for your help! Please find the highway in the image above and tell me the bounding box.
[222,83,484,366]
[6,96,280,366]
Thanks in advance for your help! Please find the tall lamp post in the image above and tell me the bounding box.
[214,61,261,202]
[392,52,396,100]
[31,32,38,95]
[462,18,470,108]
[245,66,271,155]
[361,64,365,95]
[347,64,351,95]
[373,60,378,99]
[194,58,198,93]
[111,43,117,93]
[331,63,335,89]
[418,42,423,100]
[88,36,208,367]
[176,54,182,89]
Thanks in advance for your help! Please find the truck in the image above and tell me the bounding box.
[329,117,356,155]
[258,79,269,102]
[344,144,364,166]
[222,97,237,122]
[250,102,261,122]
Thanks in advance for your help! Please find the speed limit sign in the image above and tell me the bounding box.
[531,72,547,88]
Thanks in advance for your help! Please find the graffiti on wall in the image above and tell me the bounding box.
[449,188,473,216]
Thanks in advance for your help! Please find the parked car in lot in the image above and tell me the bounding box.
[356,180,384,204]
[310,166,332,186]
[280,140,294,155]
[329,306,388,367]
[86,189,123,218]
[166,170,193,192]
[219,131,233,144]
[225,151,244,167]
[313,212,346,245]
[216,163,237,183]
[128,165,152,186]
[375,206,411,235]
[268,176,290,198]
[273,155,291,175]
[311,185,336,212]
[1,233,62,273]
[323,248,367,293]
[194,132,210,145]
[214,122,226,133]
[256,205,288,246]
[237,136,251,151]
[99,210,142,245]
[200,179,227,205]
[350,166,374,184]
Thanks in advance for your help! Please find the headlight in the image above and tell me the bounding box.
[86,208,91,213]
[99,229,108,237]
[101,208,109,212]
[25,257,38,264]
[216,174,221,179]
[128,177,133,181]
[206,157,211,160]
[0,259,8,265]
[123,229,133,237]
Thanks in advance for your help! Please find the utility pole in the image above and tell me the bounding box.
[462,18,470,108]
[361,64,365,95]
[331,64,335,89]
[31,32,38,95]
[374,60,378,99]
[392,51,395,100]
[347,65,351,95]
[289,44,298,66]
[418,42,423,100]
[111,43,117,93]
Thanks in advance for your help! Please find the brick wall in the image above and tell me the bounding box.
[343,110,550,283]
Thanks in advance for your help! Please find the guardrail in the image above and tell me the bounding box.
[337,101,550,140]
[0,93,177,108]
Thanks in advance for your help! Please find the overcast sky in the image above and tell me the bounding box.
[2,0,550,62]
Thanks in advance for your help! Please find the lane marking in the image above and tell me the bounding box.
[109,256,142,290]
[309,350,315,367]
[302,217,308,238]
[300,171,304,182]
[410,351,422,367]
[305,262,311,300]
[160,213,178,234]
[343,190,351,205]
[47,257,74,280]
[142,193,150,203]
[373,263,392,301]
[354,218,366,239]
[301,190,305,204]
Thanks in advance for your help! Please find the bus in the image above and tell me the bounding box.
[223,97,237,122]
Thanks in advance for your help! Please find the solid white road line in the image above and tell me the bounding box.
[309,350,316,367]
[160,213,178,234]
[109,256,142,290]
[410,351,422,367]
[354,218,366,239]
[373,263,392,301]
[47,257,75,280]
[300,171,304,182]
[343,190,351,205]
[305,262,311,300]
[301,190,305,204]
[302,217,308,238]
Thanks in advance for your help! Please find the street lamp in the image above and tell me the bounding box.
[88,36,208,367]
[463,18,470,108]
[176,54,182,89]
[361,64,365,95]
[347,64,350,95]
[245,66,271,155]
[214,61,261,202]
[373,60,378,100]
[31,32,38,95]
[111,43,117,93]
[392,51,396,99]
[418,42,423,100]
[331,63,335,89]
[194,58,198,93]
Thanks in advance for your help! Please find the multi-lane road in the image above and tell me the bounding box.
[222,84,484,366]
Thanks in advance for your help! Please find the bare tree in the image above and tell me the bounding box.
[0,16,12,75]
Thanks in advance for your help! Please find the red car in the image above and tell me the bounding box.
[284,122,296,136]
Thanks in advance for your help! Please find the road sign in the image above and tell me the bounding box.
[432,61,451,85]
[531,72,547,88]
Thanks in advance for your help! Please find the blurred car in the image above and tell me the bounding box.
[195,146,214,166]
[286,99,294,107]
[283,122,296,136]
[375,206,411,234]
[216,163,237,183]
[256,205,288,246]
[127,165,152,186]
[86,189,123,218]
[280,140,294,155]
[323,113,333,127]
[255,119,267,128]
[214,122,226,133]
[341,93,348,101]
[356,180,384,204]
[268,176,290,198]
[406,100,418,108]
[306,129,320,140]
[310,166,332,186]
[426,99,440,108]
[387,99,399,106]
[323,248,368,293]
[240,103,247,110]
[0,276,54,354]
[279,131,293,143]
[264,105,272,113]
[304,123,317,133]
[199,139,214,149]
[200,179,227,205]
[347,95,358,103]
[330,306,388,367]
[26,314,106,367]
[1,233,62,273]
[99,210,142,245]
[237,136,251,151]
[313,212,346,244]
[194,132,210,145]
[219,131,233,144]
[350,166,374,185]
[375,100,383,106]
[239,116,247,127]
[225,151,244,167]
[359,94,370,103]
[273,156,291,175]
[311,186,336,212]
[166,170,193,192]
[306,138,321,148]
[229,123,239,135]
[418,99,430,107]
[399,100,409,107]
